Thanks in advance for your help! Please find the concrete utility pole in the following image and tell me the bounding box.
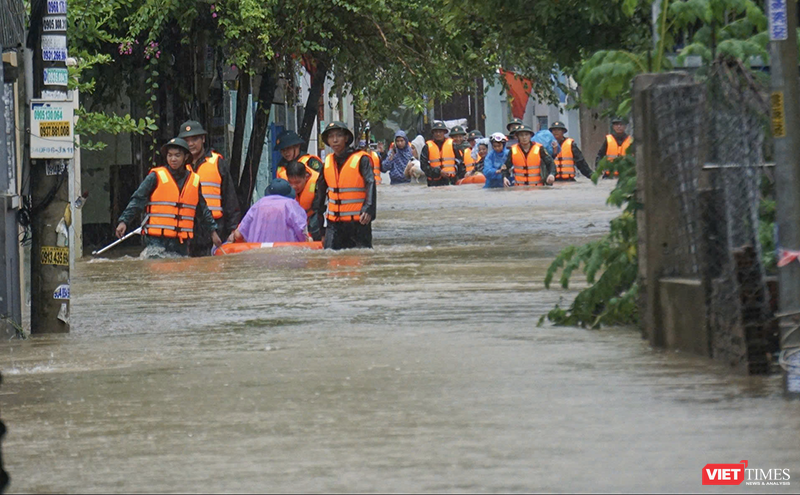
[1,48,23,338]
[652,0,662,50]
[768,0,800,397]
[29,0,72,333]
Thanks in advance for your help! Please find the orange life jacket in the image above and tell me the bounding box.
[193,151,223,219]
[277,154,322,180]
[555,138,575,180]
[324,151,367,223]
[295,169,319,217]
[426,138,457,177]
[603,134,631,177]
[511,143,543,186]
[368,150,382,184]
[463,146,475,174]
[144,167,201,241]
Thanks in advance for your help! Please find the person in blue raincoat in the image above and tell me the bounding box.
[380,129,415,184]
[483,133,511,188]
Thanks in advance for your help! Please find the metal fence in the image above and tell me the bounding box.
[642,62,777,374]
[703,63,775,374]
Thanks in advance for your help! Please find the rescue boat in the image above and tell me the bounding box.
[456,173,486,185]
[212,241,323,256]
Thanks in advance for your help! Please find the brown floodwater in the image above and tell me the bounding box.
[0,179,798,493]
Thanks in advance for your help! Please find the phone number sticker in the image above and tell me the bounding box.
[41,246,69,266]
[42,48,68,61]
[46,0,67,14]
[39,121,71,138]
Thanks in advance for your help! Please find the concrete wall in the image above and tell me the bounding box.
[634,72,710,356]
[659,278,710,356]
[579,104,610,167]
[78,94,134,228]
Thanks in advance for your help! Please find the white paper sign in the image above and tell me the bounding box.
[45,160,67,175]
[769,0,788,41]
[41,35,67,49]
[42,90,68,100]
[53,284,70,300]
[30,100,74,159]
[42,16,67,31]
[44,68,69,86]
[42,48,68,62]
[46,0,67,14]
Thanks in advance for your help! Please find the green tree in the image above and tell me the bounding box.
[543,0,770,328]
[578,0,767,117]
[64,0,157,151]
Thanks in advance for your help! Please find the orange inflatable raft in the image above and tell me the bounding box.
[213,241,323,256]
[456,173,486,185]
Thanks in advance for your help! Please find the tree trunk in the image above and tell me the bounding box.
[237,70,276,214]
[229,71,250,185]
[298,60,328,148]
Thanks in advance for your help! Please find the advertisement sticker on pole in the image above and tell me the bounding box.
[30,99,74,159]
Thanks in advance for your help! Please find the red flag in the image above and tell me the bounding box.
[500,69,533,119]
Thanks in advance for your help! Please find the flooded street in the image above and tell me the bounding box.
[1,179,799,493]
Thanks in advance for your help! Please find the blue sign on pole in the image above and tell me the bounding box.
[769,0,788,41]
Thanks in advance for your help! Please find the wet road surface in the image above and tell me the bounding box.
[1,179,798,493]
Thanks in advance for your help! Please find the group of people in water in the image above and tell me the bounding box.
[114,117,631,257]
[376,117,631,188]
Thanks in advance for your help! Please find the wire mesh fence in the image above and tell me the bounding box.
[649,80,705,279]
[704,62,776,374]
[643,61,777,374]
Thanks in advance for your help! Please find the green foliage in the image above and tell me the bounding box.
[759,199,776,273]
[64,0,156,149]
[541,155,640,328]
[578,0,769,117]
[74,109,157,151]
[441,0,651,106]
[543,0,774,329]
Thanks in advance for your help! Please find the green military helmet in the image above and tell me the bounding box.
[177,120,207,138]
[160,137,191,158]
[430,121,448,132]
[506,118,523,132]
[513,124,534,134]
[467,130,483,140]
[275,130,305,151]
[549,121,568,132]
[507,123,523,137]
[321,121,354,146]
[449,125,467,136]
[611,117,628,125]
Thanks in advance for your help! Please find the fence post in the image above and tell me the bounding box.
[633,72,695,348]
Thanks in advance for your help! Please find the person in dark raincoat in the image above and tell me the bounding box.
[548,121,593,180]
[312,121,377,250]
[420,121,464,186]
[116,138,221,257]
[178,120,241,257]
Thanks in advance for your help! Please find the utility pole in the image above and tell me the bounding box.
[28,0,72,333]
[768,0,800,397]
[652,0,662,49]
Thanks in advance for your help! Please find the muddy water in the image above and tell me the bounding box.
[1,180,799,493]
